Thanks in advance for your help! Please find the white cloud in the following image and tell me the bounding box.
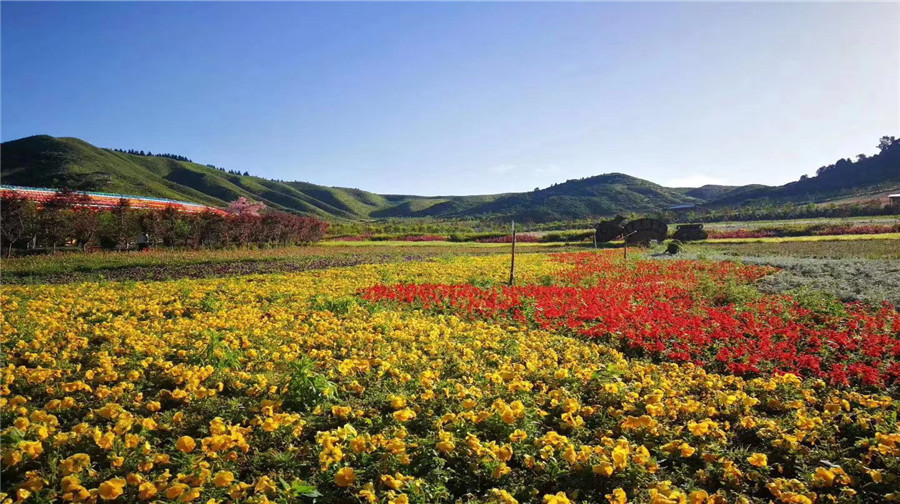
[665,173,729,188]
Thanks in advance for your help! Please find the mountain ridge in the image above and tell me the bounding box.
[2,134,897,222]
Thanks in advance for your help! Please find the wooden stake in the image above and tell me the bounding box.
[509,220,516,286]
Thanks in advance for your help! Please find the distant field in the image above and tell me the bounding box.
[694,238,900,259]
[318,240,567,248]
[1,242,576,284]
[702,232,900,243]
[683,215,900,231]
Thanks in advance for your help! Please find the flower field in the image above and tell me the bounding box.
[2,252,899,503]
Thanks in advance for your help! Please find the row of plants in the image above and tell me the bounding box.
[329,230,595,244]
[0,192,328,256]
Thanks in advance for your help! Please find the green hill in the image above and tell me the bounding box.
[3,134,897,222]
[706,136,900,207]
[0,135,703,222]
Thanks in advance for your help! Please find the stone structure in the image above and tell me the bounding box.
[594,215,627,243]
[622,218,669,245]
[672,223,708,242]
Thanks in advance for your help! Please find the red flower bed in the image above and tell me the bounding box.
[362,252,900,387]
[707,229,779,239]
[812,223,900,236]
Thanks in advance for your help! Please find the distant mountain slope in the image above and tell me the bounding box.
[1,136,416,220]
[707,136,900,207]
[3,134,898,222]
[0,135,702,221]
[450,174,703,221]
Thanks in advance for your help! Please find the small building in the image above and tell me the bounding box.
[890,194,900,208]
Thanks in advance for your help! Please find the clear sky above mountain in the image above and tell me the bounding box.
[2,2,897,196]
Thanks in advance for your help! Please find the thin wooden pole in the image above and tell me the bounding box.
[622,231,636,262]
[509,220,516,286]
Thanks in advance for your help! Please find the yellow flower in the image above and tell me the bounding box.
[358,483,377,503]
[607,488,627,504]
[747,453,768,468]
[166,484,189,499]
[813,467,836,487]
[436,439,455,453]
[392,409,416,422]
[98,478,126,501]
[138,482,158,500]
[334,467,356,487]
[212,471,234,488]
[179,487,202,502]
[331,406,352,418]
[509,430,528,443]
[688,490,708,504]
[389,395,407,409]
[593,462,614,477]
[543,492,572,504]
[491,489,519,504]
[94,431,115,451]
[176,436,196,453]
[679,443,695,458]
[688,420,715,437]
[254,476,277,494]
[612,445,629,469]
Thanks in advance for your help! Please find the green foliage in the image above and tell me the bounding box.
[277,478,322,501]
[308,295,359,315]
[787,287,848,317]
[283,357,336,414]
[467,276,499,288]
[696,276,762,306]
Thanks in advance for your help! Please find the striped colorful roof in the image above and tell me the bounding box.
[0,185,229,215]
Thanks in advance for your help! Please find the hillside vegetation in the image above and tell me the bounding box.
[2,134,898,222]
[0,136,712,222]
[704,136,900,207]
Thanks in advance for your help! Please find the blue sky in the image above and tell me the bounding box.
[2,2,897,196]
